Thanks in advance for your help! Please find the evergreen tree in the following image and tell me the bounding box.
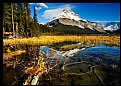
[3,3,12,32]
[11,3,15,37]
[16,3,25,37]
[13,3,18,38]
[26,3,32,37]
[24,3,32,37]
[33,6,40,37]
[3,3,33,38]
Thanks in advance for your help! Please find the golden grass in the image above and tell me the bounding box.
[3,35,120,47]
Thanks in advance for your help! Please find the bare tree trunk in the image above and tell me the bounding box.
[11,3,15,37]
[16,22,18,38]
[24,5,27,37]
[26,12,28,37]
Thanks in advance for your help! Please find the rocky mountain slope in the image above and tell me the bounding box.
[46,8,106,34]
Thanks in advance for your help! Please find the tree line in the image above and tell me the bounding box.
[3,3,40,38]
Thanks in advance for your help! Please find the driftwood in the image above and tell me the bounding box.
[23,65,47,85]
[24,65,46,76]
[3,50,26,60]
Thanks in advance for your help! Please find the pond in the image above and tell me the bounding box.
[3,43,120,85]
[41,44,120,85]
[61,44,120,85]
[75,44,120,64]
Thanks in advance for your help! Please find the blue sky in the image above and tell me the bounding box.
[29,3,120,24]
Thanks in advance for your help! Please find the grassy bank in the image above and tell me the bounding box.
[3,35,120,47]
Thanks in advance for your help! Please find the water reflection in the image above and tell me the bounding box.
[3,44,120,85]
[39,46,63,58]
[75,44,120,63]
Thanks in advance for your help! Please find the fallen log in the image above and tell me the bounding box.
[3,50,26,61]
[23,65,47,85]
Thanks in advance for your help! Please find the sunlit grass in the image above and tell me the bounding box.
[3,35,120,47]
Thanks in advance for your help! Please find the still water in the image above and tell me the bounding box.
[3,44,120,85]
[38,44,120,85]
[75,44,120,64]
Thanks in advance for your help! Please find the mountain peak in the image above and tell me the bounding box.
[63,8,72,13]
[51,8,83,21]
[104,22,120,32]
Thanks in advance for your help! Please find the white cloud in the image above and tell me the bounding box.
[42,4,72,19]
[29,3,48,9]
[37,3,48,8]
[42,8,64,19]
[35,7,41,11]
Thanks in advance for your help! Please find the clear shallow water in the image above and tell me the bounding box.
[79,44,120,57]
[62,44,120,85]
[73,44,120,64]
[86,44,120,56]
[39,44,120,65]
[40,44,120,58]
[42,44,120,85]
[3,44,120,85]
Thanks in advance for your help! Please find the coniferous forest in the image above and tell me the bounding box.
[3,3,40,38]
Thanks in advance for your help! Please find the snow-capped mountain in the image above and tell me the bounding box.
[104,22,120,32]
[47,8,106,34]
[51,8,87,22]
